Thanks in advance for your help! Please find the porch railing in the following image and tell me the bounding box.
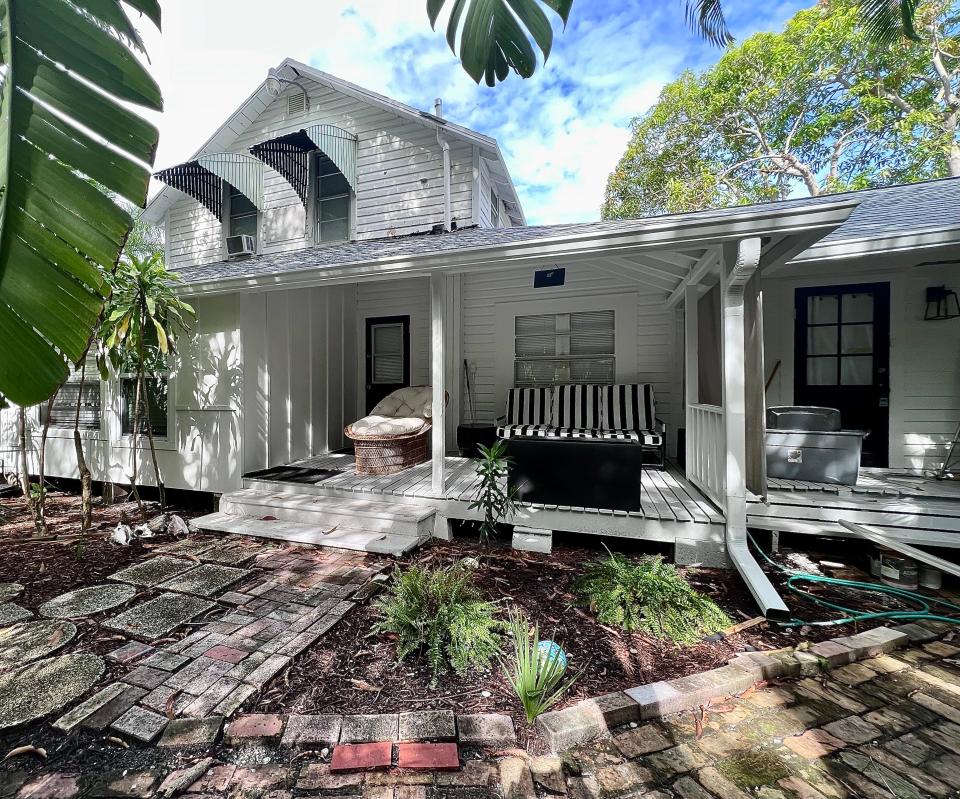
[687,403,725,508]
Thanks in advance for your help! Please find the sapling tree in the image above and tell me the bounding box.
[468,440,519,545]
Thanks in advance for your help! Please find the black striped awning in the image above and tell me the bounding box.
[155,153,264,221]
[250,124,358,207]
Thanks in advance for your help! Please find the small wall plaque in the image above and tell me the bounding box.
[534,268,565,288]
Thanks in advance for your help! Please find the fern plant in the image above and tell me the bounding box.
[468,441,519,545]
[575,550,730,644]
[374,561,501,684]
[501,608,578,723]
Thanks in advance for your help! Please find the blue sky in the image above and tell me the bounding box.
[141,0,810,225]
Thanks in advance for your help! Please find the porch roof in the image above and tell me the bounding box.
[176,193,858,297]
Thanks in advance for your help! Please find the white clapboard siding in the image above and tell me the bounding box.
[165,77,478,269]
[356,278,430,416]
[461,265,680,440]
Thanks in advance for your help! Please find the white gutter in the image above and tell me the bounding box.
[723,238,790,620]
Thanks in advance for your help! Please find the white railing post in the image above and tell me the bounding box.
[684,284,699,475]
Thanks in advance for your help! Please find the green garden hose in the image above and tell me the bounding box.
[746,533,960,629]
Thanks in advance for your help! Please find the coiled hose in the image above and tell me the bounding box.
[746,532,960,629]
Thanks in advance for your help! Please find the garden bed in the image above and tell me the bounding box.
[253,536,904,745]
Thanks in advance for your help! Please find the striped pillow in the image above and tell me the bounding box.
[601,383,656,432]
[505,388,553,425]
[551,384,603,430]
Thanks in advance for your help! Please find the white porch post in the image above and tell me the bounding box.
[430,272,447,496]
[684,284,700,474]
[721,238,788,618]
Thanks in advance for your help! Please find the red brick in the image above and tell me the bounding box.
[397,742,460,771]
[204,644,250,664]
[330,742,393,772]
[225,713,284,742]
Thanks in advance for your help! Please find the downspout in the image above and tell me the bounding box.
[435,98,452,232]
[723,238,790,620]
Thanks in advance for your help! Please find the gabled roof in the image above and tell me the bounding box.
[142,58,524,225]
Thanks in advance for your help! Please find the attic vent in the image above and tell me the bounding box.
[287,93,306,116]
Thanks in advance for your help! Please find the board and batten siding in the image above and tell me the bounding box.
[165,78,476,271]
[763,260,960,472]
[460,264,682,450]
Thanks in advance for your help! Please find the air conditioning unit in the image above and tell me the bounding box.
[226,234,256,258]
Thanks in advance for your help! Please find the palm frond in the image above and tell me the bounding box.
[856,0,922,44]
[685,0,734,47]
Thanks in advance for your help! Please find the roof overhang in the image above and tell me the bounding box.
[788,225,960,263]
[177,197,858,299]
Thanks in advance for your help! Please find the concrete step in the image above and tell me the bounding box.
[219,489,435,539]
[191,512,425,556]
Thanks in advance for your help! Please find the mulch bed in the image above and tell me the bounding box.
[255,534,921,745]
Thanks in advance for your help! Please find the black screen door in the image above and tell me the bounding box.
[365,315,410,413]
[794,282,890,467]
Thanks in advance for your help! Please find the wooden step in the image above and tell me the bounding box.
[219,489,435,538]
[191,512,425,556]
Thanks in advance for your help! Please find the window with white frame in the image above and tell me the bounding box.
[41,354,102,431]
[513,310,615,387]
[228,183,258,243]
[315,153,350,243]
[120,374,170,439]
[490,187,500,228]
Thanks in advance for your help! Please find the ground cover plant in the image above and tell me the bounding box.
[374,560,502,684]
[575,550,731,644]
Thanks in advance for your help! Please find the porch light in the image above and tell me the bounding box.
[265,66,311,110]
[924,285,960,321]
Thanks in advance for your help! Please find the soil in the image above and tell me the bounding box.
[254,532,946,746]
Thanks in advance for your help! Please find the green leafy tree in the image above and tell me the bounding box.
[100,253,194,514]
[604,0,959,219]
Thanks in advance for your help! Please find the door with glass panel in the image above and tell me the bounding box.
[794,283,890,467]
[365,316,410,413]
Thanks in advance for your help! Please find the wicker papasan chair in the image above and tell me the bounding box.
[344,386,442,475]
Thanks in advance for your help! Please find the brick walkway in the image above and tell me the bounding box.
[9,626,960,798]
[52,539,382,741]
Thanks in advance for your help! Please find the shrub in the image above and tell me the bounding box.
[501,608,577,723]
[374,561,501,684]
[468,441,519,545]
[574,550,730,644]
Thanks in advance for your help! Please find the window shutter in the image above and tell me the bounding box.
[44,354,101,430]
[371,324,405,384]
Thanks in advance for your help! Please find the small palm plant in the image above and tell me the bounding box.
[100,253,195,514]
[501,608,578,724]
[468,440,519,545]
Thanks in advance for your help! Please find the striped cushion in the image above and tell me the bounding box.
[496,424,552,439]
[505,388,552,425]
[546,427,601,439]
[551,385,603,430]
[597,430,662,446]
[600,384,656,432]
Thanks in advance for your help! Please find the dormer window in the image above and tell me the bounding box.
[315,153,350,243]
[491,187,501,228]
[228,183,259,241]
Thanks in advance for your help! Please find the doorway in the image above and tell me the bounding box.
[365,315,410,413]
[794,282,891,467]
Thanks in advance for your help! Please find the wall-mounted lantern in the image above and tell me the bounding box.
[924,285,960,321]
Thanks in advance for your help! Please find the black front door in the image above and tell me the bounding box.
[365,315,410,413]
[794,282,891,467]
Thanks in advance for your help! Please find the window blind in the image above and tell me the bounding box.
[513,310,615,388]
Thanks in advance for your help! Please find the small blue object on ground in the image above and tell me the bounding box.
[538,641,567,670]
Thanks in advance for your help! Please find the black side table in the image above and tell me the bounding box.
[457,422,497,457]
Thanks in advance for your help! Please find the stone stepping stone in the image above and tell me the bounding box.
[39,583,136,619]
[0,583,24,603]
[103,593,215,640]
[0,604,32,626]
[157,564,250,597]
[0,654,104,730]
[109,556,196,587]
[197,542,260,566]
[158,538,218,557]
[0,620,76,667]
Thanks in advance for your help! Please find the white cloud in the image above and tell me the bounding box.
[137,0,808,225]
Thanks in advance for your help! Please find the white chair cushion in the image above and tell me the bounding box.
[370,386,433,419]
[350,414,427,437]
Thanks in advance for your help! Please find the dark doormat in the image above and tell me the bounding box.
[243,466,344,485]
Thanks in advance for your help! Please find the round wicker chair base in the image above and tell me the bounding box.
[346,426,431,476]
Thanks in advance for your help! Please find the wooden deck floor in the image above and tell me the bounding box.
[247,454,726,543]
[749,471,960,547]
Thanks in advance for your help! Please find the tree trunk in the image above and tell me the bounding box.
[129,360,144,519]
[74,358,93,554]
[17,408,48,537]
[136,304,166,513]
[37,388,59,526]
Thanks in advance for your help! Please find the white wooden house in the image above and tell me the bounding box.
[4,60,959,616]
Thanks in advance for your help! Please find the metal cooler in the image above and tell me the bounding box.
[765,406,867,485]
